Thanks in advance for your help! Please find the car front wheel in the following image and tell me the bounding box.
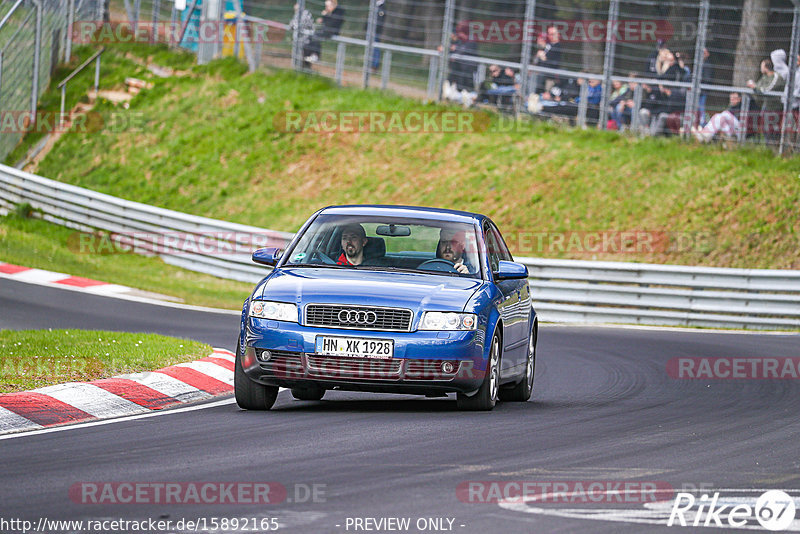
[499,328,535,402]
[234,340,279,410]
[457,333,500,411]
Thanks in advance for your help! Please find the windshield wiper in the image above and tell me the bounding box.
[285,263,347,269]
[351,265,408,272]
[352,265,463,277]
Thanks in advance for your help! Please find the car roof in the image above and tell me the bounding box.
[318,205,487,225]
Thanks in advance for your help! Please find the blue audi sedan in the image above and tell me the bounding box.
[235,205,537,411]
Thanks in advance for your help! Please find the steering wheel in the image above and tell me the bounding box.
[418,258,458,273]
[310,250,336,265]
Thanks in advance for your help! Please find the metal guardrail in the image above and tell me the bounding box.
[1,163,799,330]
[520,257,800,330]
[0,163,293,283]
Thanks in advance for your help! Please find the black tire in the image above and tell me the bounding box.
[499,327,535,402]
[234,340,278,410]
[291,385,326,401]
[457,333,500,411]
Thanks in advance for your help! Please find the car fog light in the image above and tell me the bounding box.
[442,361,455,374]
[257,349,272,362]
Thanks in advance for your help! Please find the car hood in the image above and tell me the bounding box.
[257,268,482,313]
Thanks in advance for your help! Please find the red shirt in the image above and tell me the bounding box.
[337,253,353,266]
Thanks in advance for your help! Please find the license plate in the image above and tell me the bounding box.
[315,336,394,359]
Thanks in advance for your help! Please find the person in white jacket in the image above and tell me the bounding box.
[770,49,800,109]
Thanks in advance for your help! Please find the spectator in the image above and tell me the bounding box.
[696,47,714,124]
[527,78,597,125]
[770,48,800,110]
[692,92,746,142]
[659,49,690,84]
[575,78,602,105]
[532,32,548,63]
[289,3,315,69]
[770,48,800,145]
[531,32,548,93]
[636,83,662,134]
[644,39,666,77]
[304,0,346,64]
[479,64,517,107]
[616,97,638,130]
[674,51,691,80]
[440,24,478,93]
[527,84,573,119]
[747,58,785,144]
[366,0,387,72]
[451,24,478,91]
[645,49,689,135]
[575,78,603,125]
[655,47,673,75]
[607,79,632,129]
[535,25,562,93]
[699,48,714,84]
[649,84,685,136]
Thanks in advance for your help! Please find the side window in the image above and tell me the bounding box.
[489,224,512,261]
[484,223,501,273]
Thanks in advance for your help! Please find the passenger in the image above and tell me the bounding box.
[436,228,474,274]
[337,224,368,266]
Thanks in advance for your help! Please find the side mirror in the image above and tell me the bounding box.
[252,247,283,267]
[494,260,528,280]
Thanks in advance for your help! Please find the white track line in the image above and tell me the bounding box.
[0,271,240,315]
[0,398,238,441]
[0,388,289,441]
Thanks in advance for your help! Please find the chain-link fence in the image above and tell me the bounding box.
[0,0,104,161]
[230,0,800,155]
[4,0,800,158]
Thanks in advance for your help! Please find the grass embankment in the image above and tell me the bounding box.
[4,41,800,280]
[5,42,197,166]
[0,214,253,309]
[0,329,210,393]
[25,45,800,268]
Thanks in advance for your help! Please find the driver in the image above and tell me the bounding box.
[437,228,474,274]
[337,223,368,266]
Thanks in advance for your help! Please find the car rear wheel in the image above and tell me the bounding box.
[499,328,535,402]
[291,385,326,401]
[234,340,279,410]
[457,333,500,411]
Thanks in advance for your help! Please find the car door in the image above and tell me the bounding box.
[484,222,528,372]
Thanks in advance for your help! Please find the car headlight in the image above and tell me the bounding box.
[419,312,477,331]
[249,300,298,323]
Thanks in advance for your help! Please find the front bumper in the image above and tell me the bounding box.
[242,318,487,394]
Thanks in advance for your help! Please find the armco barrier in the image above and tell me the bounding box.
[520,258,800,330]
[1,163,799,330]
[0,164,293,283]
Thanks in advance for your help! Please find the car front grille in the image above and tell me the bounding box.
[307,355,403,379]
[305,304,413,332]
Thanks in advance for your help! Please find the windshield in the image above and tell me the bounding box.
[282,214,482,278]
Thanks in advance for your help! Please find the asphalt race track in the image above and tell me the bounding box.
[1,279,799,533]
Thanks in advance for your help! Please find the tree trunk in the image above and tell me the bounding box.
[732,0,768,87]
